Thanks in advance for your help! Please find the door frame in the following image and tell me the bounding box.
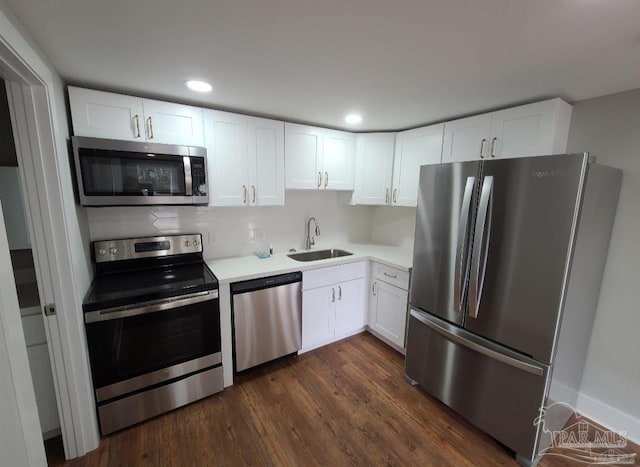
[0,7,99,460]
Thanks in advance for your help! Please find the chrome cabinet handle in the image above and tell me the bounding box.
[383,272,397,279]
[372,282,376,296]
[133,114,141,138]
[318,171,322,188]
[252,185,256,203]
[479,138,487,159]
[242,185,247,204]
[468,176,494,319]
[385,188,390,204]
[490,137,497,158]
[331,288,335,302]
[324,172,328,188]
[453,176,475,313]
[147,117,154,139]
[338,285,342,301]
[392,188,397,203]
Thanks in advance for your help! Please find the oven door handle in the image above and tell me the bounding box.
[84,290,218,323]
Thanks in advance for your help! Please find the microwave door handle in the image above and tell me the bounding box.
[183,157,192,195]
[468,175,493,319]
[453,176,475,313]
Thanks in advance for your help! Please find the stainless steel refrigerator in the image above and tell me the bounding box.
[405,153,621,465]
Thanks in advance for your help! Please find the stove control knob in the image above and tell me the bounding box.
[98,248,106,256]
[109,247,118,255]
[193,239,199,246]
[185,240,191,247]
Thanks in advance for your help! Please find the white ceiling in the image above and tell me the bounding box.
[7,0,640,131]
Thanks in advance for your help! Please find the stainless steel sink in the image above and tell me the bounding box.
[287,249,353,262]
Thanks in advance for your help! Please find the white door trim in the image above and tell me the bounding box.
[0,6,99,459]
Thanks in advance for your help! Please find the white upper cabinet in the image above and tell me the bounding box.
[68,86,204,146]
[285,123,355,190]
[442,98,572,163]
[391,123,444,207]
[204,110,284,207]
[247,117,285,206]
[353,133,396,205]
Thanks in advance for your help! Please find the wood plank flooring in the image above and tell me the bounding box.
[46,332,638,466]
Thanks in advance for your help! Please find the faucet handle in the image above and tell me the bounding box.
[310,237,315,247]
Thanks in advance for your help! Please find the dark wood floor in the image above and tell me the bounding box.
[46,333,638,466]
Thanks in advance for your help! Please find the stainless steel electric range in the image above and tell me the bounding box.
[82,234,222,435]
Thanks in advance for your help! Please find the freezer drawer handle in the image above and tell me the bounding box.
[468,175,493,319]
[454,176,475,313]
[410,309,544,376]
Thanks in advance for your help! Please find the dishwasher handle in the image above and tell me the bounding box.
[231,271,303,294]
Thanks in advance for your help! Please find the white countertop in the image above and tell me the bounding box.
[206,243,413,283]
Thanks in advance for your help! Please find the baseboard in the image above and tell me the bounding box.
[576,392,640,445]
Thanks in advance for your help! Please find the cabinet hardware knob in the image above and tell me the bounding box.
[324,172,328,188]
[490,137,497,158]
[318,171,322,188]
[393,188,397,204]
[243,185,247,204]
[331,288,336,302]
[338,285,342,300]
[372,282,377,296]
[252,185,256,203]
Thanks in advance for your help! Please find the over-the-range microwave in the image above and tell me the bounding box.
[72,136,208,206]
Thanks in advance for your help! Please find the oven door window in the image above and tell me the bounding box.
[85,299,220,389]
[79,148,186,196]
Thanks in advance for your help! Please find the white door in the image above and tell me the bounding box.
[322,130,355,190]
[247,117,285,206]
[353,133,395,205]
[204,110,248,206]
[489,99,560,159]
[370,280,409,349]
[142,99,204,146]
[442,113,492,163]
[0,203,47,466]
[334,278,366,337]
[285,123,323,189]
[392,123,444,207]
[301,286,334,351]
[68,86,143,141]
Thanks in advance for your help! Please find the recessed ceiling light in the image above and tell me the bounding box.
[185,80,212,93]
[345,113,362,124]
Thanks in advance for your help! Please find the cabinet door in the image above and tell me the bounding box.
[334,278,367,337]
[322,130,355,190]
[442,114,492,163]
[204,110,248,206]
[142,99,204,146]
[68,87,143,141]
[392,123,444,207]
[489,99,571,159]
[247,117,285,206]
[353,133,395,205]
[370,280,409,349]
[285,123,323,189]
[301,286,335,351]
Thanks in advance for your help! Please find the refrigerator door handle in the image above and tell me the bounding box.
[468,175,493,319]
[454,176,476,313]
[410,309,544,376]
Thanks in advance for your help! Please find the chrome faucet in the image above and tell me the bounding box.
[305,217,320,249]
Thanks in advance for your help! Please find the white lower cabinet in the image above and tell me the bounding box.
[301,262,368,352]
[368,262,410,352]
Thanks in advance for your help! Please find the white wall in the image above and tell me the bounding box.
[566,89,640,441]
[370,205,416,250]
[87,191,374,259]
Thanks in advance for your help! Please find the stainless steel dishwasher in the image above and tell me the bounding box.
[231,272,302,372]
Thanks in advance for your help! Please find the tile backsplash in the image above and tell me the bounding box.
[87,191,381,260]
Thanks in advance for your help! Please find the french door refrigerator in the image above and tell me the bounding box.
[405,153,621,465]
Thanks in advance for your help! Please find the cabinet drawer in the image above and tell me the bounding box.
[303,261,368,290]
[373,262,409,290]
